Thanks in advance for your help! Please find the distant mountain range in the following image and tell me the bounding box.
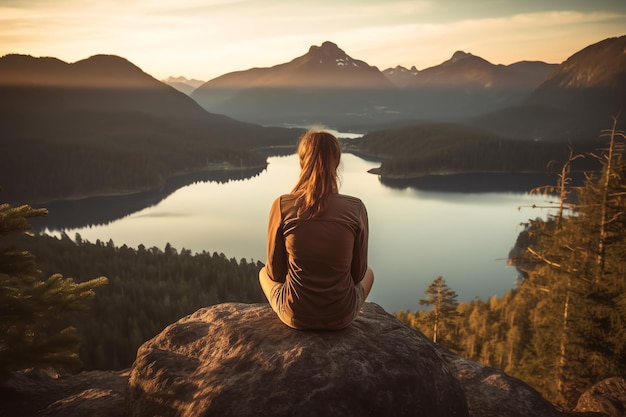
[162,76,205,95]
[2,34,625,203]
[382,65,420,88]
[189,36,625,140]
[189,41,558,128]
[385,51,555,91]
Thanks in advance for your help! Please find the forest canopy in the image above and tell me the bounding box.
[12,232,265,371]
[352,123,601,178]
[396,118,626,409]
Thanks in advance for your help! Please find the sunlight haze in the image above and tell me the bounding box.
[1,0,625,81]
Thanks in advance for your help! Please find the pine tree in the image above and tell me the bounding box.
[513,147,584,404]
[0,202,108,380]
[419,276,458,344]
[571,117,626,393]
[512,116,626,407]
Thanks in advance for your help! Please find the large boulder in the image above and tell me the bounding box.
[127,302,469,417]
[0,303,592,417]
[575,377,626,417]
[127,302,568,417]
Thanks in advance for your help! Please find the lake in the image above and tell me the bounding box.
[39,151,553,313]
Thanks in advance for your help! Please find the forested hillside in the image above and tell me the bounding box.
[350,123,599,179]
[14,232,265,370]
[0,54,302,205]
[395,119,626,409]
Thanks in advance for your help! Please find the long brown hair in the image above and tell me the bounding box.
[291,130,341,218]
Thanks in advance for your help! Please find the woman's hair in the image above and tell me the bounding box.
[291,130,341,218]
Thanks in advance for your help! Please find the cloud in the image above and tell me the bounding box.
[0,0,624,79]
[334,10,626,71]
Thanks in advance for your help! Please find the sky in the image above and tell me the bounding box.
[1,0,625,82]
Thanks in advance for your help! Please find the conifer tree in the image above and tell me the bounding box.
[0,202,108,380]
[513,116,626,407]
[419,276,458,343]
[512,147,584,403]
[571,117,626,391]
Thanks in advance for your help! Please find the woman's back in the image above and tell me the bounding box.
[259,129,374,330]
[267,193,368,327]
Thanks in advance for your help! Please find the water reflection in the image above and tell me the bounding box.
[31,166,267,231]
[380,172,586,194]
[35,153,555,312]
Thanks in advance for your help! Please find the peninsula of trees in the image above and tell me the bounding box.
[347,123,600,180]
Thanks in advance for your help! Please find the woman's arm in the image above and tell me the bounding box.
[351,201,369,284]
[265,197,288,283]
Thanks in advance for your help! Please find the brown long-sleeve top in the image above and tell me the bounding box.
[265,193,369,326]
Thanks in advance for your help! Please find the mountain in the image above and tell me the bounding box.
[0,54,215,120]
[192,42,556,129]
[354,36,626,182]
[198,41,392,89]
[383,65,419,88]
[191,41,399,127]
[529,35,626,117]
[384,52,557,123]
[507,60,560,89]
[405,51,555,89]
[162,76,205,95]
[533,36,626,91]
[163,76,205,88]
[0,54,300,204]
[470,35,626,141]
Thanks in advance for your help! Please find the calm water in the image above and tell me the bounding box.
[42,152,551,313]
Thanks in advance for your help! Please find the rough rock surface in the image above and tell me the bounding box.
[1,302,583,417]
[439,349,563,417]
[0,369,127,417]
[127,302,470,417]
[575,377,626,417]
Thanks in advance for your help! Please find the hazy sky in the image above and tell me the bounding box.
[1,0,625,81]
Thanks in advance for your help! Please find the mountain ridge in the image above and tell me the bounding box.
[198,41,393,89]
[403,51,556,89]
[471,34,626,141]
[535,35,626,90]
[190,41,562,127]
[162,76,205,95]
[190,41,400,126]
[0,54,162,88]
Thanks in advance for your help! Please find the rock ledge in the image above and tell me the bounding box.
[127,302,469,417]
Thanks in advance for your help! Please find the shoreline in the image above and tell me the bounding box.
[36,162,269,206]
[367,168,551,179]
[367,167,593,180]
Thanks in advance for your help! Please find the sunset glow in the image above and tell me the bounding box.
[1,1,625,82]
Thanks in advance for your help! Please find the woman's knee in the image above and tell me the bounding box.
[259,267,273,299]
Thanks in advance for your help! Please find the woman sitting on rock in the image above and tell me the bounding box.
[259,129,374,330]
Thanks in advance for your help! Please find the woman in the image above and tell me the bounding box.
[259,130,374,330]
